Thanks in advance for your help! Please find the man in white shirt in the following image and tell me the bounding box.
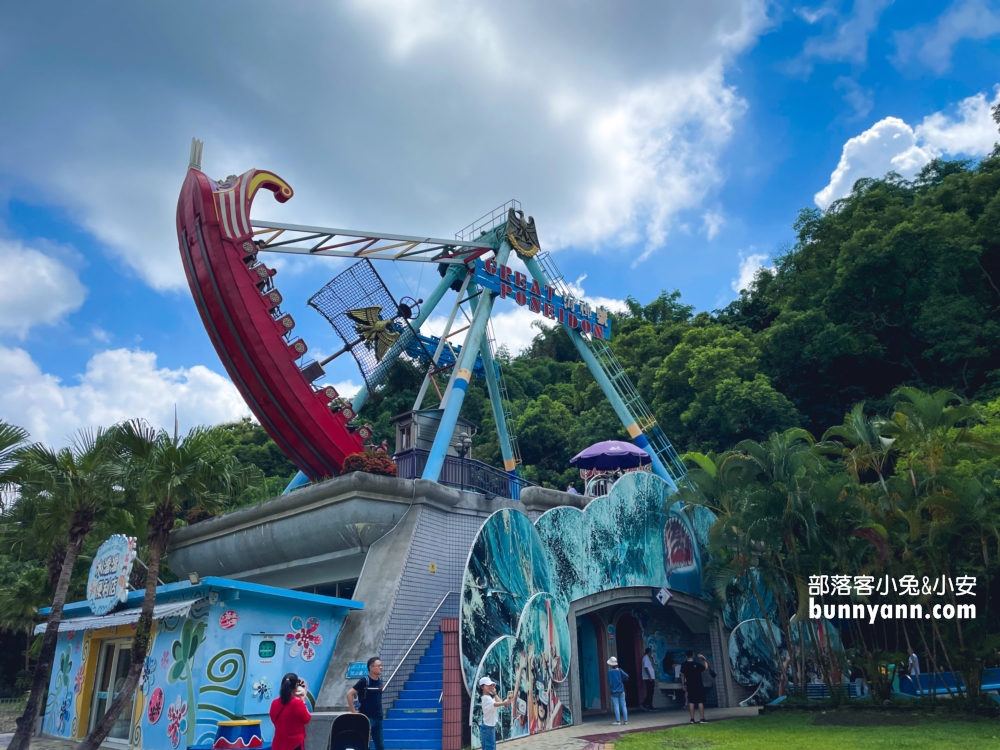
[641,648,657,711]
[478,676,514,750]
[908,650,920,677]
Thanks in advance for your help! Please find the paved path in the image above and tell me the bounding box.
[500,706,758,750]
[0,736,111,750]
[4,707,759,750]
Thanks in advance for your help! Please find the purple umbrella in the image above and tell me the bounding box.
[570,440,650,471]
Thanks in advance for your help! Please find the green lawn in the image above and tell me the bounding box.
[614,711,1000,749]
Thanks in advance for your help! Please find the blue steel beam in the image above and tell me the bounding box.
[468,284,517,475]
[421,242,513,482]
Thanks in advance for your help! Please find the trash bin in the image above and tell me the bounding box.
[328,713,370,750]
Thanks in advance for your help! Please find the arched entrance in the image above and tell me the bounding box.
[568,586,733,721]
[614,612,642,707]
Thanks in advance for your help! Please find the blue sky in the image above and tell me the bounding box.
[2,0,999,445]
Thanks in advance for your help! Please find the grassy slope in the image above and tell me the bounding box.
[615,712,999,749]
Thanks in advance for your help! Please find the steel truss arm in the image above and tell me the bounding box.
[251,220,493,264]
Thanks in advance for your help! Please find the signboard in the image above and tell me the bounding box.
[656,586,673,606]
[473,259,612,339]
[345,662,369,679]
[86,535,137,616]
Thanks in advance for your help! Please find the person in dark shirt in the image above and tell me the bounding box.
[346,657,384,750]
[679,651,713,724]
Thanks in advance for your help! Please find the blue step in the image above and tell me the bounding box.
[383,718,440,728]
[393,698,441,710]
[399,689,439,700]
[386,708,441,721]
[384,729,442,739]
[384,632,444,750]
[407,671,441,681]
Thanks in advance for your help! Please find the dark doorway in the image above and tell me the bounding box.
[615,614,641,707]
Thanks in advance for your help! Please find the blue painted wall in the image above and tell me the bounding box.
[42,587,349,750]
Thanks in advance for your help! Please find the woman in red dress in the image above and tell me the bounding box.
[270,673,311,750]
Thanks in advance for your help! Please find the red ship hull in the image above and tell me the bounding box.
[176,167,364,480]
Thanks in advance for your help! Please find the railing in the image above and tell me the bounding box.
[455,199,521,242]
[393,448,534,500]
[385,592,458,688]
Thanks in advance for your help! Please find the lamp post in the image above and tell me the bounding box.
[456,432,472,492]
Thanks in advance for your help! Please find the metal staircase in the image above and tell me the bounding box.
[536,251,688,486]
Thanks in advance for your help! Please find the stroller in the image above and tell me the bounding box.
[328,713,370,750]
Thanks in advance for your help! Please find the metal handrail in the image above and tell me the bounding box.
[384,591,457,687]
[392,448,535,499]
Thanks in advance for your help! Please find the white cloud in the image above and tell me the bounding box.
[0,346,250,446]
[330,380,361,400]
[0,2,769,288]
[0,240,87,337]
[702,210,725,240]
[795,5,836,24]
[895,0,1000,74]
[815,86,1000,208]
[732,248,771,294]
[835,76,874,119]
[791,0,894,74]
[915,87,1000,156]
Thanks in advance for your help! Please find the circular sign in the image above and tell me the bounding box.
[86,535,137,616]
[219,610,239,630]
[147,687,164,724]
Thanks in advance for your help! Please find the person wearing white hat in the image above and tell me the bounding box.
[478,676,514,750]
[606,657,629,725]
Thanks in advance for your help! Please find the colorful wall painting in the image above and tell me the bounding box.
[42,585,349,750]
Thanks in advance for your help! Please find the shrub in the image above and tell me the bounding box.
[343,450,398,477]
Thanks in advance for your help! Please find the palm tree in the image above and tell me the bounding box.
[0,566,49,674]
[8,428,125,750]
[0,420,30,510]
[819,402,894,494]
[80,420,262,750]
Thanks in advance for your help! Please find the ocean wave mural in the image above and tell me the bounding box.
[461,471,715,746]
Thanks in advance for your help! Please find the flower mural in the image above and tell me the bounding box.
[219,610,239,630]
[285,616,322,661]
[57,697,71,734]
[162,650,170,669]
[147,687,165,724]
[48,649,73,734]
[74,665,85,694]
[168,619,206,745]
[166,696,188,749]
[141,655,157,692]
[252,675,273,702]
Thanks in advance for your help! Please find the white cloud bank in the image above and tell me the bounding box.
[895,0,1000,74]
[815,86,1000,208]
[0,240,87,337]
[0,1,770,289]
[0,346,250,446]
